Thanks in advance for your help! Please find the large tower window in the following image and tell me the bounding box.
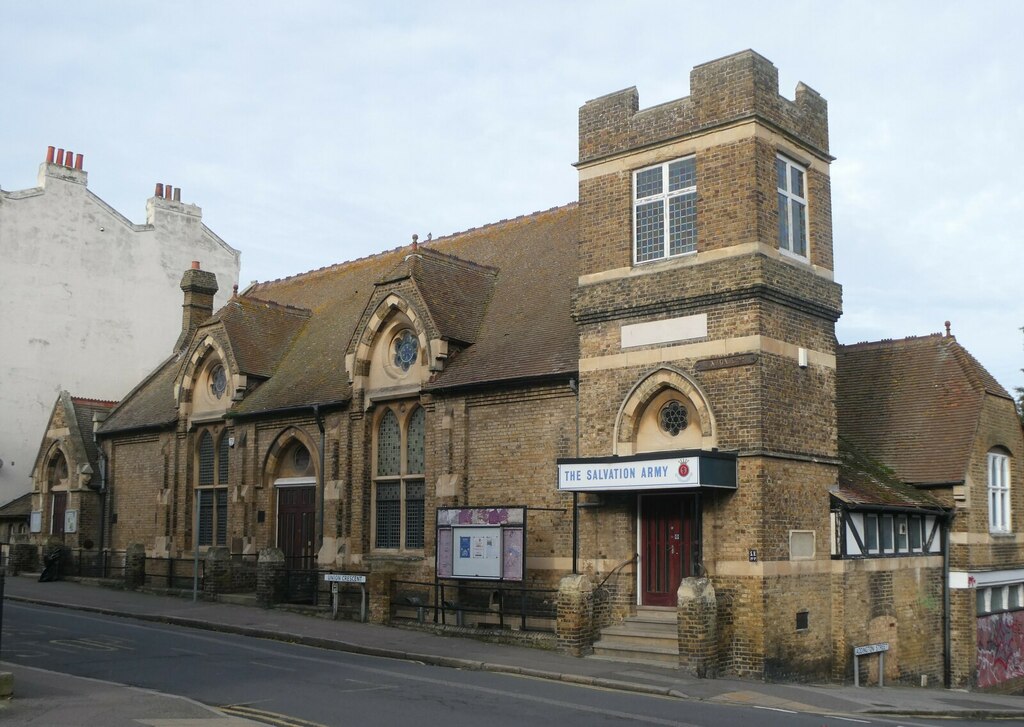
[634,156,697,263]
[777,154,809,258]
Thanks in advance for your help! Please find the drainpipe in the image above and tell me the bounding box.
[569,379,579,575]
[313,404,326,559]
[942,511,953,688]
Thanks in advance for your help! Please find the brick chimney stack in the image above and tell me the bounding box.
[175,261,218,351]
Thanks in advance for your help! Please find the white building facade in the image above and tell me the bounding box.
[0,147,240,502]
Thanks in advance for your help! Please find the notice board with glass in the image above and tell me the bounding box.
[436,506,525,581]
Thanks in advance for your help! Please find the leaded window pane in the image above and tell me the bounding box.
[668,158,696,192]
[880,515,894,551]
[393,330,418,372]
[377,410,401,477]
[659,400,688,436]
[635,167,662,199]
[776,157,787,190]
[407,407,425,474]
[777,192,789,249]
[405,480,425,549]
[198,490,213,546]
[864,515,878,552]
[792,201,807,257]
[909,516,922,550]
[635,201,664,262]
[791,167,804,197]
[376,482,401,549]
[668,192,697,255]
[216,488,228,546]
[198,432,214,485]
[218,435,229,485]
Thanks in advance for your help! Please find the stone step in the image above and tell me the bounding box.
[600,623,678,648]
[591,640,679,665]
[630,607,678,624]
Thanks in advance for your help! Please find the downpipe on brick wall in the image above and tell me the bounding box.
[942,511,953,688]
[569,378,579,575]
[314,404,326,560]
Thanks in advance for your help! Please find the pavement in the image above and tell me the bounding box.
[3,573,1024,723]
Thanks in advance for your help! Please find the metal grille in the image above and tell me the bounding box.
[407,407,425,474]
[216,488,227,546]
[218,435,229,484]
[376,482,400,548]
[634,201,664,262]
[377,410,400,476]
[405,480,424,549]
[668,192,697,255]
[198,431,214,485]
[198,490,213,545]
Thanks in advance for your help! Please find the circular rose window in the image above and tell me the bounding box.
[210,365,227,399]
[392,330,418,372]
[659,400,688,436]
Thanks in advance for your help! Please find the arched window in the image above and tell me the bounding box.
[196,429,229,546]
[47,450,69,536]
[373,404,425,550]
[988,449,1011,534]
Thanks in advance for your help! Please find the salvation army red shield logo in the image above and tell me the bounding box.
[677,462,690,478]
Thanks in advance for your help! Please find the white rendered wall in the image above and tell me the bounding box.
[0,161,240,502]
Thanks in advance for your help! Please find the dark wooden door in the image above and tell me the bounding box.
[277,487,316,569]
[641,494,698,606]
[51,492,67,536]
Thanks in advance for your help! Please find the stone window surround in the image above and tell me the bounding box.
[988,450,1011,534]
[632,155,697,265]
[371,401,425,553]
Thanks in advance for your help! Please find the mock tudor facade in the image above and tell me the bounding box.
[67,51,1022,690]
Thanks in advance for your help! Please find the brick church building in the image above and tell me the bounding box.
[31,51,1024,690]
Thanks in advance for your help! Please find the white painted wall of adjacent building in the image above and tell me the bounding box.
[0,153,240,503]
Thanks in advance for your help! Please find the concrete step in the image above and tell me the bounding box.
[629,607,678,625]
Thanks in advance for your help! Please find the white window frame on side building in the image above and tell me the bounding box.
[988,450,1011,534]
[776,154,809,259]
[633,156,697,264]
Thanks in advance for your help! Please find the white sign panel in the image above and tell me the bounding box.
[452,526,502,579]
[558,456,699,492]
[621,314,707,349]
[30,511,42,533]
[64,509,78,534]
[324,573,366,583]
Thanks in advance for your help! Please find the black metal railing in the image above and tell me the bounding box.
[144,556,203,590]
[391,578,557,632]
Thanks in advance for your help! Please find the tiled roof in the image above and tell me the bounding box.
[206,297,311,378]
[837,333,1010,486]
[99,354,182,434]
[0,492,32,520]
[70,396,118,473]
[833,437,946,510]
[235,204,578,414]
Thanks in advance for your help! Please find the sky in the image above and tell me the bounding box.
[2,1,1022,393]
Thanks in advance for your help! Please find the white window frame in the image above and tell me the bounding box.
[632,156,697,264]
[988,451,1011,534]
[776,154,809,259]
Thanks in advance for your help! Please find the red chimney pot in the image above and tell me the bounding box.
[164,183,172,200]
[74,154,83,170]
[65,150,74,168]
[46,146,55,164]
[155,183,164,197]
[191,261,201,270]
[56,149,65,165]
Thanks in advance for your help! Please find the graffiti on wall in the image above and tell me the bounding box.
[977,611,1024,688]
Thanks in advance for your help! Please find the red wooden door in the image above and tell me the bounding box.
[277,487,316,569]
[641,494,698,606]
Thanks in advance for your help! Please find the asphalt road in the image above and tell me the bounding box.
[0,601,996,727]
